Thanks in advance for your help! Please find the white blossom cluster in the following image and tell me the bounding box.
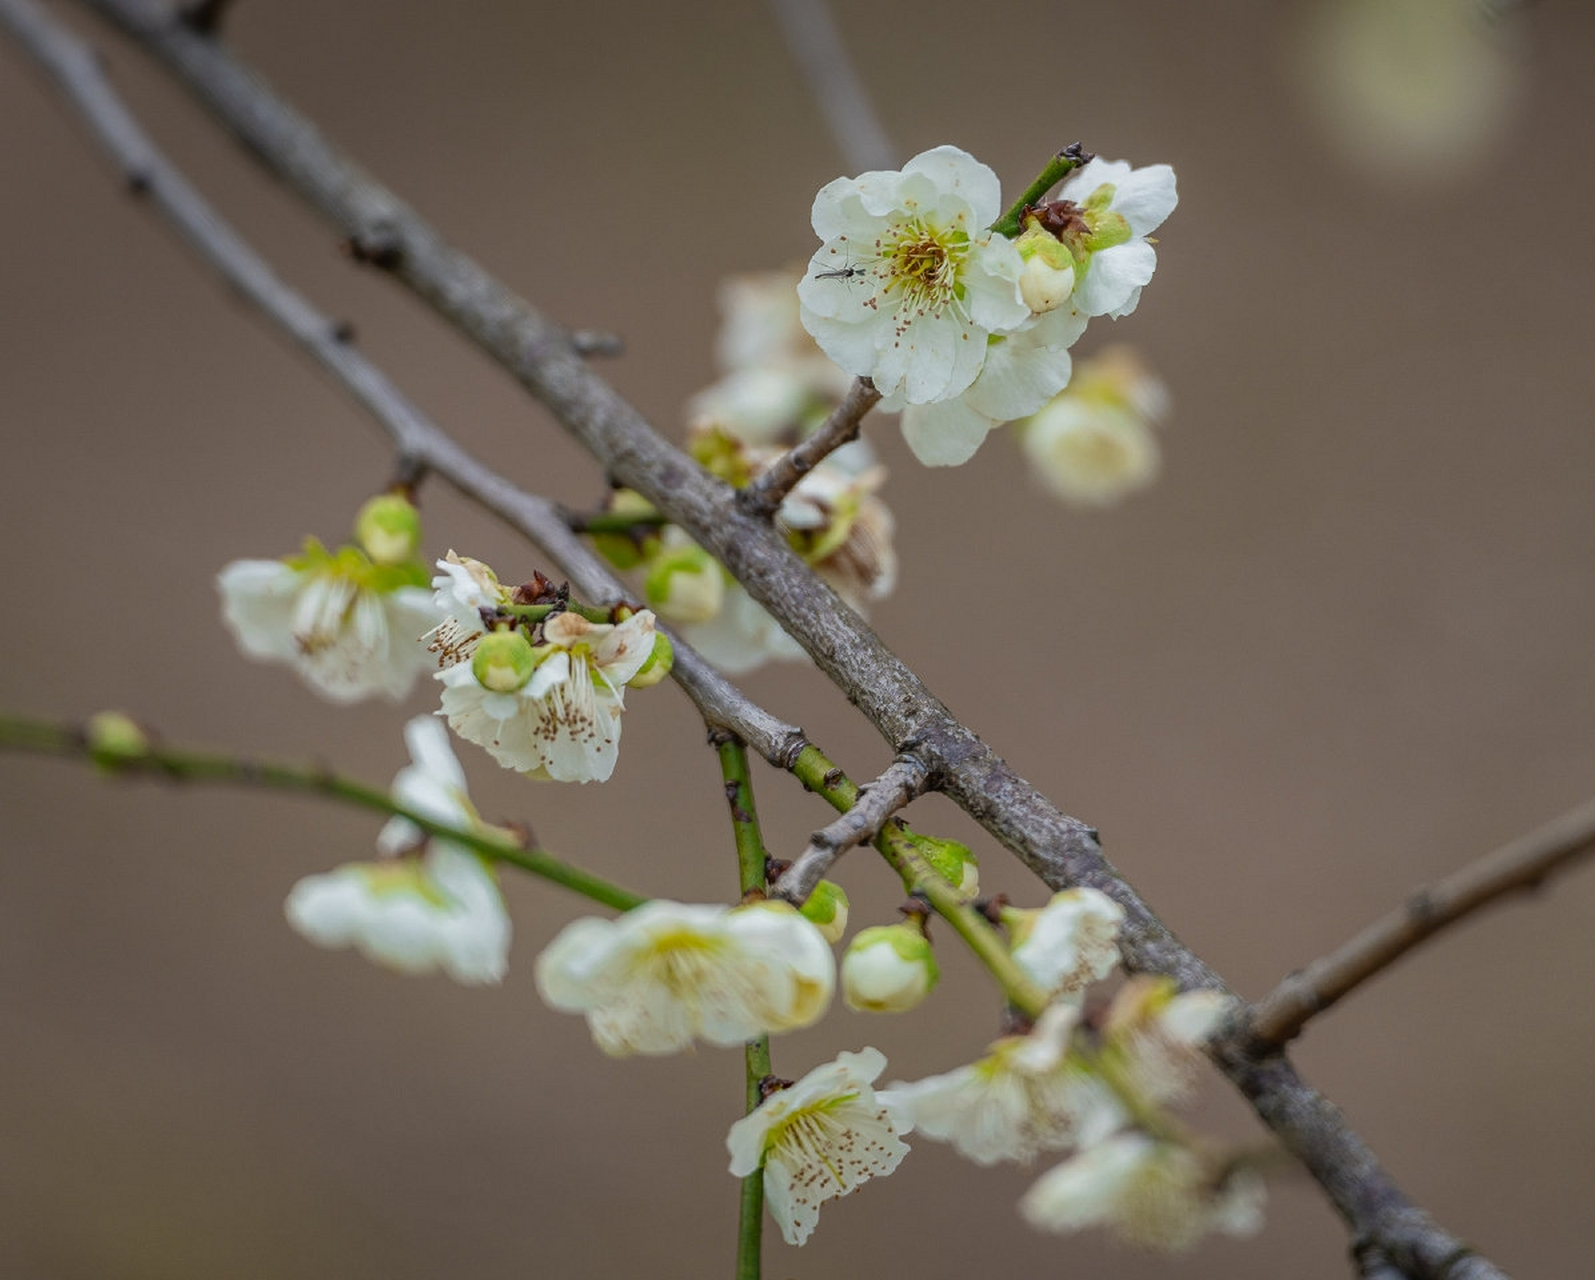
[799,145,1176,467]
[201,139,1265,1261]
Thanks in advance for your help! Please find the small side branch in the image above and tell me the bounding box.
[772,753,928,905]
[1248,795,1595,1047]
[737,377,880,519]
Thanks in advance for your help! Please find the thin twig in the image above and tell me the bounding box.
[0,713,646,910]
[0,0,801,773]
[772,752,927,905]
[737,377,880,519]
[39,5,1517,1273]
[763,0,896,174]
[1248,796,1595,1047]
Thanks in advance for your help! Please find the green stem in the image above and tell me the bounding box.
[790,745,1050,1019]
[0,713,645,912]
[716,735,769,1280]
[566,509,670,535]
[497,599,615,625]
[990,144,1092,239]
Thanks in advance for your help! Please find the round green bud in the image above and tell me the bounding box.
[841,922,939,1013]
[902,832,980,896]
[627,631,675,689]
[471,629,537,693]
[799,879,850,944]
[354,493,423,566]
[86,710,150,768]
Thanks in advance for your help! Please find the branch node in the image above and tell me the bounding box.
[177,0,235,36]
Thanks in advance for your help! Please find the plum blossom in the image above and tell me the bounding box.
[896,304,1087,466]
[799,145,1030,407]
[284,717,511,984]
[1020,1131,1264,1251]
[434,586,657,783]
[534,900,835,1055]
[1007,887,1125,1001]
[879,1004,1120,1166]
[1098,977,1234,1107]
[1018,346,1169,506]
[1046,158,1178,320]
[218,499,439,703]
[727,1047,910,1246]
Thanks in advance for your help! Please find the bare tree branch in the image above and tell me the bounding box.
[0,0,801,771]
[772,753,929,905]
[763,0,896,174]
[1248,795,1595,1047]
[738,376,881,519]
[30,3,1516,1273]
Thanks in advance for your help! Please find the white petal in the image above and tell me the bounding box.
[900,398,997,467]
[1073,241,1157,318]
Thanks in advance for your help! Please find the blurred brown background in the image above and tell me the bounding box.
[2,1,1593,1276]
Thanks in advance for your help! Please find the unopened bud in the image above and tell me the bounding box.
[86,710,150,767]
[799,879,850,944]
[627,631,675,688]
[841,922,938,1013]
[354,493,423,566]
[471,629,537,693]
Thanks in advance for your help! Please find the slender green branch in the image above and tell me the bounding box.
[564,508,670,536]
[496,599,617,626]
[789,744,1050,1019]
[990,143,1094,238]
[716,734,770,1279]
[716,735,769,897]
[0,713,645,912]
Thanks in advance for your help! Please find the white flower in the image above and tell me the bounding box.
[1050,158,1178,320]
[1019,345,1170,507]
[1020,1132,1265,1250]
[799,145,1030,406]
[841,923,938,1013]
[1009,887,1125,1000]
[218,540,438,703]
[534,900,835,1055]
[422,550,510,667]
[437,607,656,783]
[879,1004,1121,1166]
[1100,977,1234,1107]
[727,1047,910,1246]
[896,304,1089,466]
[284,717,511,984]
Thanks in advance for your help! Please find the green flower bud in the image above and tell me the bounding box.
[354,493,423,566]
[627,631,675,688]
[799,880,850,944]
[900,831,979,896]
[841,922,939,1013]
[471,629,537,693]
[590,489,662,570]
[644,542,723,623]
[86,710,149,768]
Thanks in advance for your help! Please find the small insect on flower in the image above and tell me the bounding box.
[811,243,872,291]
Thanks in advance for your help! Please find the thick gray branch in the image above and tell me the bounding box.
[43,3,1512,1273]
[772,754,929,905]
[1249,794,1595,1046]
